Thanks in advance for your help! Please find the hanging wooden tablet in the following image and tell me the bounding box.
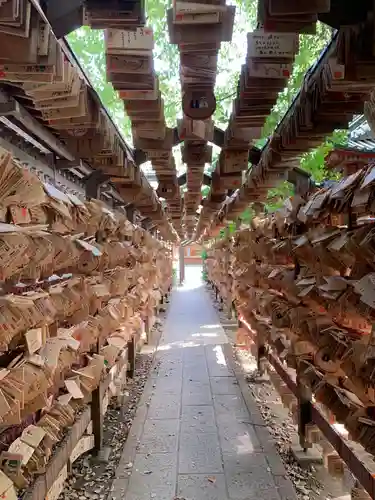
[182,89,216,120]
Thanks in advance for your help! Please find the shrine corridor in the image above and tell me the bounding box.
[111,266,296,500]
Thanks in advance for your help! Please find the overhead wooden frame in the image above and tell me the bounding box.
[196,23,299,239]
[202,9,375,239]
[0,0,176,240]
[168,0,235,239]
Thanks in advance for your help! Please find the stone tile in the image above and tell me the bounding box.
[218,419,262,455]
[213,394,249,420]
[155,357,183,370]
[138,419,179,454]
[182,379,212,406]
[183,360,207,372]
[126,453,177,500]
[179,432,223,474]
[155,348,183,359]
[183,345,207,360]
[183,353,207,366]
[210,376,240,395]
[241,400,268,426]
[152,375,182,395]
[183,365,210,382]
[224,455,281,500]
[191,329,227,346]
[115,271,282,500]
[205,345,234,377]
[155,348,183,362]
[225,472,281,500]
[265,450,288,476]
[273,476,298,500]
[151,366,183,380]
[147,393,181,419]
[255,424,280,453]
[182,387,212,405]
[183,378,211,390]
[207,362,234,377]
[177,474,229,500]
[181,405,216,433]
[223,448,267,469]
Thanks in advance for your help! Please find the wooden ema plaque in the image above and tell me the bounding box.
[182,89,216,120]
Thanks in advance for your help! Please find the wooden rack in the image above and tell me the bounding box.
[204,150,375,498]
[209,281,375,499]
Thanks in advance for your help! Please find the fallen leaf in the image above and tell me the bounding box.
[208,477,216,484]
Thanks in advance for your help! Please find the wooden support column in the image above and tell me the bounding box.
[91,336,104,454]
[0,89,76,160]
[127,337,136,379]
[224,225,233,319]
[85,170,109,200]
[297,370,313,451]
[256,334,266,375]
[91,382,103,452]
[126,204,136,223]
[86,172,108,455]
[179,245,185,285]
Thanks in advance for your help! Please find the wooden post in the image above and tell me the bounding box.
[256,333,266,375]
[297,368,313,451]
[179,245,185,285]
[91,382,103,452]
[127,337,136,378]
[126,204,135,223]
[85,170,108,200]
[91,338,103,452]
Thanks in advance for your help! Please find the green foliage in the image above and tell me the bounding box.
[67,27,132,141]
[201,185,210,198]
[299,129,347,182]
[241,206,254,224]
[213,2,258,126]
[214,220,239,241]
[266,182,294,212]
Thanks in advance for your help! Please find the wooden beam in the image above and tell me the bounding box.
[84,170,110,200]
[55,159,85,171]
[178,172,211,186]
[29,0,136,164]
[43,0,84,38]
[0,89,76,161]
[126,204,136,223]
[0,123,86,196]
[133,128,180,166]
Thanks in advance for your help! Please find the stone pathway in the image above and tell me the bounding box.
[112,266,297,500]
